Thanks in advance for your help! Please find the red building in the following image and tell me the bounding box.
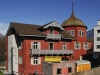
[6,4,92,75]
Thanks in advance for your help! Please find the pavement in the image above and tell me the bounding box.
[0,70,11,75]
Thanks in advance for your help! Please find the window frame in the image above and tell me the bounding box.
[31,42,41,50]
[97,37,100,41]
[67,30,74,36]
[62,43,66,50]
[79,30,84,37]
[31,57,41,65]
[57,68,61,74]
[49,42,54,50]
[68,67,72,73]
[97,45,100,49]
[83,42,89,50]
[74,42,81,49]
[96,30,100,33]
[19,56,23,64]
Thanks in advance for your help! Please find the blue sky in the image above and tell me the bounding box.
[0,0,100,35]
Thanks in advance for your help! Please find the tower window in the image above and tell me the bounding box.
[67,30,74,36]
[79,30,84,36]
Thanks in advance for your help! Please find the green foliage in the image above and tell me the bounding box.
[0,71,3,75]
[0,33,6,64]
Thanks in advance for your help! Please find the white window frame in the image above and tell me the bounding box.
[97,45,100,49]
[31,57,41,65]
[97,37,100,41]
[74,42,81,49]
[62,43,66,50]
[31,42,41,50]
[79,30,84,37]
[67,30,74,36]
[19,56,23,64]
[96,29,100,33]
[83,42,89,50]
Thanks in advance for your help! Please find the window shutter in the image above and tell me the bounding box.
[38,42,41,50]
[31,57,33,65]
[74,42,76,49]
[38,57,41,64]
[31,42,33,49]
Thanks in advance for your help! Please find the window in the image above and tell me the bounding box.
[31,57,41,65]
[83,43,89,50]
[49,42,53,50]
[79,30,84,36]
[34,70,38,74]
[68,67,72,73]
[74,42,81,49]
[50,30,53,34]
[97,37,100,41]
[67,30,74,36]
[57,68,61,74]
[31,42,41,50]
[62,43,66,50]
[97,45,100,49]
[19,56,23,64]
[97,30,100,33]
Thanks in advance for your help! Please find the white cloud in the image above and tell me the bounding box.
[0,22,9,35]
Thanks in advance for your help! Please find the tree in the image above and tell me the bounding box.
[0,33,6,65]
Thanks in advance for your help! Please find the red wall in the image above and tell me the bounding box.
[64,26,92,60]
[18,39,72,74]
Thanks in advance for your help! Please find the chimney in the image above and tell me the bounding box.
[98,20,100,25]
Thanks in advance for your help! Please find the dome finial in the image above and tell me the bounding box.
[72,2,74,14]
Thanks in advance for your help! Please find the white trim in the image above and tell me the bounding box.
[74,42,81,50]
[83,42,89,50]
[31,42,41,50]
[43,21,64,30]
[79,30,84,37]
[19,34,46,37]
[31,57,41,65]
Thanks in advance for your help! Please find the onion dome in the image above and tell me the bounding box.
[61,3,87,29]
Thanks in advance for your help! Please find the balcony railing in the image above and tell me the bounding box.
[46,34,61,40]
[30,49,73,56]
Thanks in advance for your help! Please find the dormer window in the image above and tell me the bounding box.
[67,30,74,36]
[79,30,84,36]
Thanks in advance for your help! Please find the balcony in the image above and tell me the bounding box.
[30,49,73,56]
[46,34,61,40]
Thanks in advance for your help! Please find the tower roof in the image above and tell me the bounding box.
[61,3,87,29]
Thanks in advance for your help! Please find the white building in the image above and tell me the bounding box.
[93,20,100,58]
